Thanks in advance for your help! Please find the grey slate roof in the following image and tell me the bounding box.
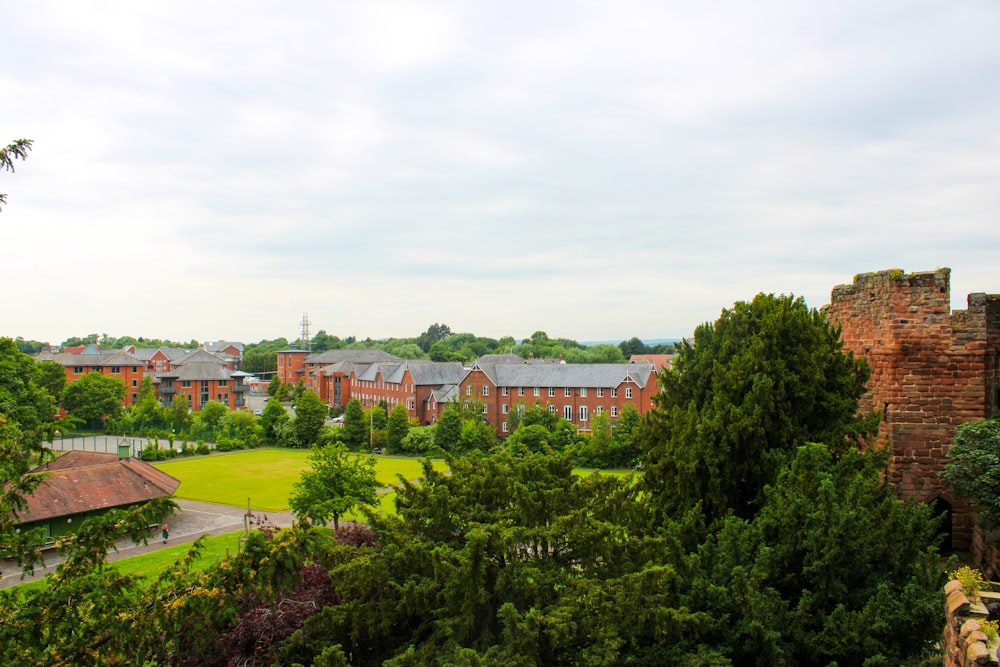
[35,351,141,367]
[407,361,466,385]
[305,349,402,365]
[490,363,657,389]
[155,361,235,381]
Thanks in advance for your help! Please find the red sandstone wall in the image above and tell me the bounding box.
[825,268,999,551]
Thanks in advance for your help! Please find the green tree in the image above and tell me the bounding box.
[260,396,289,445]
[285,389,327,448]
[342,398,367,450]
[638,293,876,524]
[199,400,229,433]
[688,443,944,665]
[0,138,33,211]
[289,443,378,530]
[131,375,166,431]
[385,403,410,454]
[267,374,284,398]
[168,394,191,433]
[940,417,1000,527]
[33,360,66,404]
[61,372,126,428]
[1,338,58,572]
[434,405,463,452]
[416,322,452,353]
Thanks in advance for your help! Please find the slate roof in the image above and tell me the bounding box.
[406,361,466,385]
[155,361,235,381]
[490,363,657,389]
[13,451,180,524]
[304,349,402,365]
[205,341,244,354]
[33,351,141,367]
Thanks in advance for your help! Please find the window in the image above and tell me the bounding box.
[548,387,555,397]
[625,387,633,399]
[466,385,472,396]
[73,366,83,373]
[518,387,525,396]
[218,380,228,387]
[502,421,509,433]
[502,386,509,396]
[132,366,138,372]
[483,386,490,396]
[502,404,509,414]
[132,393,137,403]
[182,380,191,388]
[547,404,555,413]
[110,366,120,374]
[533,387,540,397]
[563,405,573,420]
[596,405,604,414]
[610,388,618,398]
[611,406,618,417]
[597,388,604,398]
[482,404,488,414]
[564,387,572,397]
[132,379,138,387]
[579,405,588,421]
[580,387,587,397]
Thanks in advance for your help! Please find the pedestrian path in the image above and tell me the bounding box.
[0,500,296,589]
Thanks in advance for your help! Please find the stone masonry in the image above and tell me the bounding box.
[825,268,1000,551]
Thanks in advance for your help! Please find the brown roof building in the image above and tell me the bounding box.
[12,450,180,540]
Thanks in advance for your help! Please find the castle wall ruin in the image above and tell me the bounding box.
[825,268,1000,550]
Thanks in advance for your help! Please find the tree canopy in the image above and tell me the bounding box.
[638,293,877,524]
[0,138,33,211]
[289,443,378,530]
[60,371,126,428]
[940,417,1000,528]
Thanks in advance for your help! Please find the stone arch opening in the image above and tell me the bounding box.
[930,497,953,553]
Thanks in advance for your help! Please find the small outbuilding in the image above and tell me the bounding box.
[11,449,181,542]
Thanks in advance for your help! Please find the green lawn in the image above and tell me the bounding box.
[154,449,447,511]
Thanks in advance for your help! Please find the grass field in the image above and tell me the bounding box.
[154,449,448,511]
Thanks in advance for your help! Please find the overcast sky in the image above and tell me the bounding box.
[2,1,998,346]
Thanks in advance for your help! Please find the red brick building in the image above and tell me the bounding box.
[34,349,146,407]
[153,350,249,411]
[825,268,1000,550]
[460,355,659,436]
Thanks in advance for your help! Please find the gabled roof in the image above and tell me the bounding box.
[406,360,466,386]
[629,354,672,371]
[34,351,141,367]
[305,349,401,365]
[204,341,244,354]
[13,451,180,524]
[175,349,226,365]
[156,361,235,381]
[490,363,657,389]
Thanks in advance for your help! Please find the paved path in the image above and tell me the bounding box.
[0,500,296,589]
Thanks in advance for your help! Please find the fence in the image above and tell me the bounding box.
[50,435,150,458]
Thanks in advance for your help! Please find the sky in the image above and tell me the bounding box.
[2,1,999,347]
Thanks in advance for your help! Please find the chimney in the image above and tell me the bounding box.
[117,443,131,461]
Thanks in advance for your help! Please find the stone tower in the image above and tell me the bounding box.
[825,268,1000,550]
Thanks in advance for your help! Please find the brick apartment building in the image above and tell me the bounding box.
[825,268,1000,550]
[37,343,248,412]
[278,348,660,437]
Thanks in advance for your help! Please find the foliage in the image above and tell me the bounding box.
[60,371,126,428]
[385,404,410,454]
[940,417,1000,527]
[259,396,289,446]
[0,138,33,211]
[283,389,327,448]
[950,565,983,599]
[290,443,379,530]
[416,322,452,353]
[167,393,190,432]
[267,374,285,398]
[638,293,877,524]
[130,375,166,431]
[32,360,66,404]
[341,398,367,450]
[686,444,945,666]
